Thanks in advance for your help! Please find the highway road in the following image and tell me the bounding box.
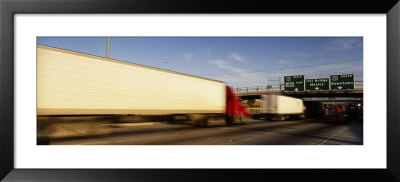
[44,119,363,145]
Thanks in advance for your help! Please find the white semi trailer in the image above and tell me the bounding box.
[260,95,305,121]
[37,45,250,141]
[37,45,249,122]
[37,45,227,116]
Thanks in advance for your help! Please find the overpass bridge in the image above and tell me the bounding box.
[233,86,363,100]
[234,84,363,117]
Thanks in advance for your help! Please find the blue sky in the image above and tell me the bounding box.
[37,37,363,87]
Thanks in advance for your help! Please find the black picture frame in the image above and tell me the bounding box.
[1,0,399,181]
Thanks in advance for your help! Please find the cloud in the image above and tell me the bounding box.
[278,59,288,64]
[278,60,363,79]
[208,59,264,80]
[322,38,362,51]
[209,59,246,74]
[311,64,348,70]
[290,53,313,58]
[207,58,362,87]
[181,53,192,60]
[230,53,244,62]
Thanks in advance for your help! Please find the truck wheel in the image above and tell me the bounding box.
[225,116,233,125]
[252,114,261,120]
[199,117,209,127]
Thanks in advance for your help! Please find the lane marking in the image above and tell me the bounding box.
[319,122,355,145]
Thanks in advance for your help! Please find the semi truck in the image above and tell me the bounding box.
[37,45,249,129]
[260,95,305,121]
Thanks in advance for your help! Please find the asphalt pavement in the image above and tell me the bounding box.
[45,118,363,145]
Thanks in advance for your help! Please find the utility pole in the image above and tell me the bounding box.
[106,37,110,59]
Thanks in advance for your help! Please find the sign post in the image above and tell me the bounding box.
[330,74,355,90]
[305,78,330,91]
[284,75,305,92]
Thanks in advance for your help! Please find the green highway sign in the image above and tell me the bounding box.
[284,75,305,92]
[305,78,330,91]
[330,74,355,90]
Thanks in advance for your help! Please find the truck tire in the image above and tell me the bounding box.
[225,116,233,125]
[278,115,286,121]
[189,114,209,126]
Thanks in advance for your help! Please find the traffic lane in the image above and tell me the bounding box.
[141,120,362,145]
[319,121,363,145]
[256,121,362,145]
[48,119,323,145]
[154,119,361,145]
[47,119,311,144]
[142,120,350,145]
[48,119,362,145]
[48,119,363,145]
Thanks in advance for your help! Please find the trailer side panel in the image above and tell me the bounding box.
[37,45,226,115]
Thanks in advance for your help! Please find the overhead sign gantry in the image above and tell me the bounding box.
[305,78,330,91]
[284,74,355,92]
[330,74,355,90]
[284,75,305,92]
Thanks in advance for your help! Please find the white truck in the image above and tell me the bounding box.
[37,45,248,128]
[260,95,305,121]
[37,45,252,141]
[37,45,227,116]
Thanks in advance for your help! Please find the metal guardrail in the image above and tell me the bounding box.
[232,81,363,94]
[232,85,283,93]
